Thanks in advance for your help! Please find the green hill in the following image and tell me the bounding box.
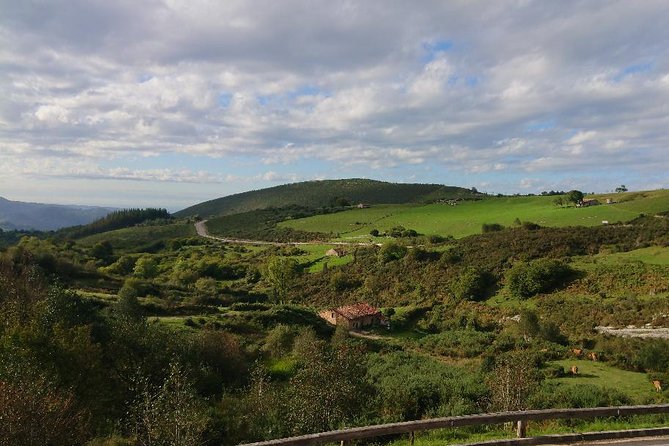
[280,189,669,240]
[174,179,479,218]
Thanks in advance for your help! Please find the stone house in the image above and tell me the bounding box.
[318,303,388,330]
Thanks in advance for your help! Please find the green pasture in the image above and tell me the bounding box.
[77,222,196,250]
[280,243,355,272]
[551,359,659,402]
[594,246,669,266]
[279,190,669,240]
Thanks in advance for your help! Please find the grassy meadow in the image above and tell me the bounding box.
[279,189,669,240]
[77,221,196,250]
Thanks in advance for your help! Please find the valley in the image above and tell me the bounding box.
[1,180,669,445]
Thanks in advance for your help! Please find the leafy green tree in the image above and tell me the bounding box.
[90,240,114,264]
[506,259,575,299]
[133,255,159,278]
[518,309,540,338]
[117,278,144,321]
[615,184,628,193]
[566,190,584,204]
[266,257,300,303]
[131,361,210,446]
[262,325,295,358]
[452,267,493,301]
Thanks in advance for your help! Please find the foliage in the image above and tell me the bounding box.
[367,351,487,421]
[131,361,210,446]
[566,190,584,204]
[506,259,575,299]
[205,206,328,242]
[388,225,419,238]
[488,351,543,412]
[176,178,478,218]
[378,242,408,263]
[482,223,504,233]
[61,208,172,239]
[266,257,301,303]
[452,267,494,301]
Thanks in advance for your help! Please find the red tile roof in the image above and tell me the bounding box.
[334,303,382,320]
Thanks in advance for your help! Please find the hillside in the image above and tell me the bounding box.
[0,196,116,231]
[280,189,669,240]
[175,179,479,218]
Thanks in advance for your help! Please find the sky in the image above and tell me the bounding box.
[1,0,668,211]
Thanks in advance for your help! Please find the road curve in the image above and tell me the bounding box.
[194,220,381,247]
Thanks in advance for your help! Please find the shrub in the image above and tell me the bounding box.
[482,223,504,233]
[506,259,575,299]
[378,242,407,263]
[452,267,494,301]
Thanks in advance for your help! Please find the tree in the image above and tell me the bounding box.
[506,259,575,299]
[566,190,584,205]
[131,361,210,446]
[452,267,493,301]
[133,255,159,278]
[615,184,628,193]
[488,352,542,412]
[90,240,114,264]
[266,257,300,303]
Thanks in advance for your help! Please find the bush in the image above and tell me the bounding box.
[482,223,504,233]
[506,259,575,299]
[452,267,494,301]
[378,243,407,263]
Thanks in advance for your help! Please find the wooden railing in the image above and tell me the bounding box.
[241,404,669,446]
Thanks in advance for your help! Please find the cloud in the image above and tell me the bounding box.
[1,0,668,206]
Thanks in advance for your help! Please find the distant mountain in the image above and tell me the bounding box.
[0,197,116,231]
[175,178,480,218]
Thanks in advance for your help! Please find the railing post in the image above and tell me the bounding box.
[516,420,527,438]
[340,440,349,446]
[409,431,415,446]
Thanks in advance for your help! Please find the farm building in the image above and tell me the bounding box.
[318,303,388,330]
[325,248,347,257]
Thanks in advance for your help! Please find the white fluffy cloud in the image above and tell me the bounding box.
[1,0,668,207]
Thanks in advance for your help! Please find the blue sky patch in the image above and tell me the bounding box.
[217,92,232,108]
[525,119,556,132]
[612,61,653,82]
[422,39,454,63]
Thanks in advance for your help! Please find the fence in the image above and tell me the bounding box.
[241,404,669,446]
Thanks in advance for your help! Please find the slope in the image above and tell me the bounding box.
[279,189,669,240]
[0,196,116,231]
[174,178,478,218]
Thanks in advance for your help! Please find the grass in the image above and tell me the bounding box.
[77,222,196,250]
[279,190,669,240]
[594,246,669,266]
[277,243,355,272]
[550,359,659,402]
[385,415,669,446]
